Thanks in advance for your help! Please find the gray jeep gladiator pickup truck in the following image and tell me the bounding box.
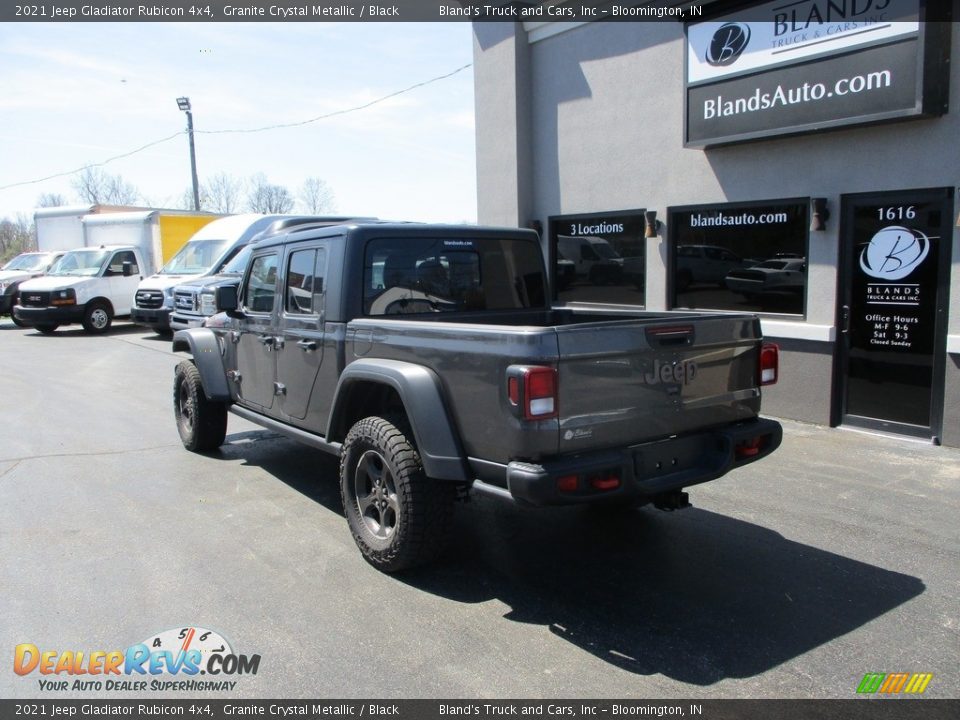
[172,222,782,572]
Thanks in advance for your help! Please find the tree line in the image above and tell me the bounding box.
[1,168,336,263]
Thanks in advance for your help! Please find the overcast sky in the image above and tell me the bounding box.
[0,22,477,223]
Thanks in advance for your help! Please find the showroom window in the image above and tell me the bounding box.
[549,210,647,307]
[668,199,809,316]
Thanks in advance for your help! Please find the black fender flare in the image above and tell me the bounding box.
[172,329,231,401]
[329,359,469,482]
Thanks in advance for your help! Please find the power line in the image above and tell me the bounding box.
[0,133,184,191]
[0,62,473,193]
[200,63,472,135]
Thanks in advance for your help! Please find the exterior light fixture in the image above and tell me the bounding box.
[811,197,830,231]
[644,210,661,238]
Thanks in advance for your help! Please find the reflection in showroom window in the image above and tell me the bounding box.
[550,212,646,307]
[669,201,808,316]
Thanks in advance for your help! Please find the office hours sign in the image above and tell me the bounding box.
[849,197,943,356]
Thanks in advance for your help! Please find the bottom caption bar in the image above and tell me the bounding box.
[1,700,956,720]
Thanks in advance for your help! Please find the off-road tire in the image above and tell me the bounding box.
[340,416,455,573]
[82,301,113,334]
[174,360,227,452]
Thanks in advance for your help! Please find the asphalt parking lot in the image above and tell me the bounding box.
[1,317,958,700]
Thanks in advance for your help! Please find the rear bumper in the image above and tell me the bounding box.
[13,305,85,325]
[486,418,782,506]
[131,307,171,330]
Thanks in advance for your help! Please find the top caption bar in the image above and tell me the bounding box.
[4,1,708,22]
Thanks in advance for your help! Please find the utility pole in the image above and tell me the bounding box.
[177,97,201,211]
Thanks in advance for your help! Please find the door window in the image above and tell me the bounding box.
[105,251,138,276]
[243,254,279,314]
[285,248,327,316]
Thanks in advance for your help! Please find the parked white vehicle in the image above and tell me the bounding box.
[0,251,65,326]
[675,244,751,291]
[14,245,147,334]
[557,235,624,284]
[724,258,807,300]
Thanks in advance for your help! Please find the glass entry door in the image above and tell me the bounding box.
[836,188,953,442]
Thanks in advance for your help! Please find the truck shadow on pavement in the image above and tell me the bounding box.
[222,431,925,687]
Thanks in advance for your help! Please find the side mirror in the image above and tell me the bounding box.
[215,284,243,318]
[122,261,139,277]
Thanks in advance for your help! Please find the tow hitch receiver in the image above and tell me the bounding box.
[653,490,691,511]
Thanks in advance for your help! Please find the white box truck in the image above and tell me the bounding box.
[34,204,136,251]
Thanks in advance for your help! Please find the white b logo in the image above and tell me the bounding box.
[860,226,930,281]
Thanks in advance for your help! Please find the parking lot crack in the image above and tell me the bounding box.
[0,460,23,480]
[108,335,180,357]
[0,443,181,465]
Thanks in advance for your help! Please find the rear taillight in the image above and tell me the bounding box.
[759,342,779,386]
[506,365,558,420]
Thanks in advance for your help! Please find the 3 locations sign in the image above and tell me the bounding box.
[685,0,951,146]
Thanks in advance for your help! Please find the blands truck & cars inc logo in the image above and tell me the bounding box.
[683,0,943,147]
[859,225,931,281]
[13,627,260,692]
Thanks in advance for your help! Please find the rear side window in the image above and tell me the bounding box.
[285,247,327,316]
[363,237,546,316]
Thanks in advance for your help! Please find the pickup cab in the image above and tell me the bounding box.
[168,216,376,332]
[15,245,145,334]
[172,223,782,572]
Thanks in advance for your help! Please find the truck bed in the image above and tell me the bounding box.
[349,306,764,467]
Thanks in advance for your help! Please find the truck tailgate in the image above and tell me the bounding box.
[555,315,762,453]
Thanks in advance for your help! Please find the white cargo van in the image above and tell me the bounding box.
[557,235,625,284]
[15,245,147,334]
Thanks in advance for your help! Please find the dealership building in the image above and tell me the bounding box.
[472,0,960,446]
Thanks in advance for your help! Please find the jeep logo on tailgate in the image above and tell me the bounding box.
[641,359,698,386]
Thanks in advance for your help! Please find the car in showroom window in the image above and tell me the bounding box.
[669,200,809,317]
